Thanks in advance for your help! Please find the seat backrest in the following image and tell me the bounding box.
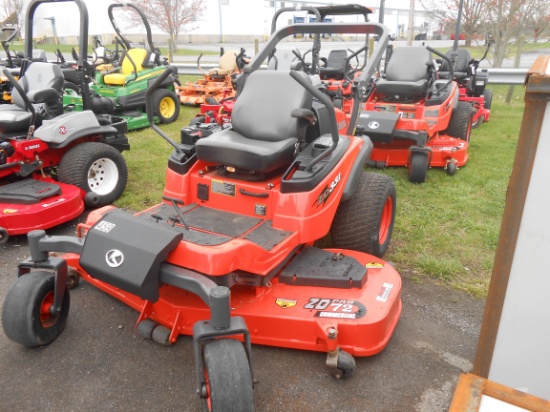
[441,48,471,73]
[232,70,312,142]
[13,62,64,109]
[121,48,148,76]
[326,49,348,72]
[385,47,431,82]
[218,50,238,72]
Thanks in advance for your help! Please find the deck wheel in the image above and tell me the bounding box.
[137,319,157,340]
[151,324,171,346]
[335,348,356,379]
[66,268,81,289]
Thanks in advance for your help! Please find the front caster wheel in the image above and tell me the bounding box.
[2,271,70,347]
[202,338,254,412]
[336,349,356,379]
[408,152,430,184]
[327,348,356,379]
[445,161,458,176]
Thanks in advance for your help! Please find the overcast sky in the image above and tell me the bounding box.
[24,0,423,38]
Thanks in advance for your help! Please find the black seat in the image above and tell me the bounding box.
[376,47,432,99]
[0,62,64,134]
[439,49,470,80]
[195,70,312,174]
[320,49,348,80]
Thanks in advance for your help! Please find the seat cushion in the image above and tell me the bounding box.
[0,104,32,133]
[376,79,428,98]
[104,48,148,85]
[195,129,297,173]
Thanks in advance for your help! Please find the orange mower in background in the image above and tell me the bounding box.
[312,4,374,118]
[360,45,473,183]
[3,22,402,411]
[177,48,249,106]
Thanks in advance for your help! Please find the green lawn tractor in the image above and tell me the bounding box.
[63,2,179,131]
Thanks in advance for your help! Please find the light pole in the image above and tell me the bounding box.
[218,0,223,43]
[452,0,465,51]
[44,16,58,45]
[407,0,414,46]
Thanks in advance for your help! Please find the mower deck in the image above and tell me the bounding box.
[177,80,234,106]
[64,242,401,355]
[371,135,469,168]
[0,179,83,236]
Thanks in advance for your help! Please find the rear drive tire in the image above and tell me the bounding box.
[58,142,128,207]
[152,88,180,124]
[483,88,493,110]
[471,114,484,129]
[330,172,396,258]
[2,271,70,347]
[445,101,473,142]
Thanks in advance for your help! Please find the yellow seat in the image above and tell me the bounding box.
[208,50,239,77]
[103,48,148,85]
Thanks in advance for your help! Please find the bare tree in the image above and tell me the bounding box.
[125,0,205,51]
[525,1,550,43]
[420,0,487,46]
[481,0,535,67]
[0,0,23,33]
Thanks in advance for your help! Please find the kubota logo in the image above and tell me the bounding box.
[368,121,380,129]
[106,249,124,268]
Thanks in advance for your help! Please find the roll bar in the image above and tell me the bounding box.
[25,0,88,69]
[108,3,155,53]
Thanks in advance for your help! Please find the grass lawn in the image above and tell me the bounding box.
[115,83,523,298]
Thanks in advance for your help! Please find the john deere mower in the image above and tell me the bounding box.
[0,0,129,244]
[2,22,401,411]
[361,45,473,183]
[64,2,179,131]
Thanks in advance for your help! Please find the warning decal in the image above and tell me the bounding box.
[275,298,297,309]
[376,282,394,302]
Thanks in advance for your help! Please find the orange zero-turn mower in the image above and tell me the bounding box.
[360,45,473,183]
[177,48,248,106]
[2,22,401,411]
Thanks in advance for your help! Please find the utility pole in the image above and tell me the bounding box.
[44,16,58,45]
[407,0,414,46]
[452,0,465,51]
[379,0,385,24]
